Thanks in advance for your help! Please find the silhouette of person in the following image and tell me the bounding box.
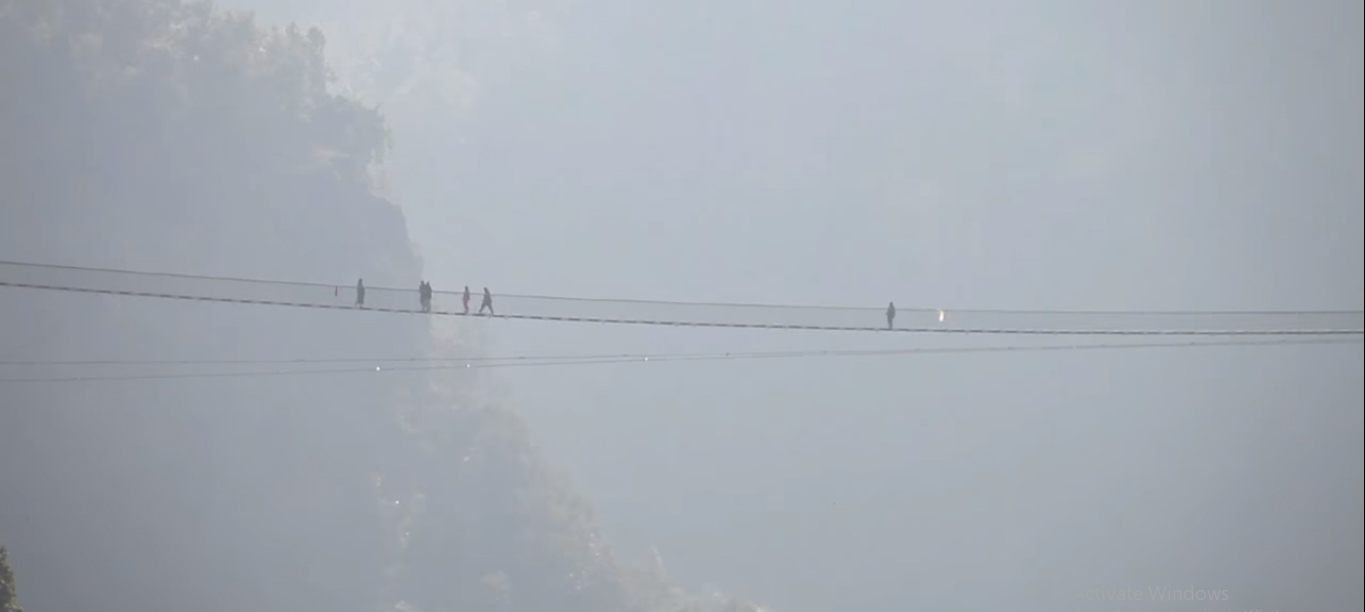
[462,286,471,315]
[886,301,896,330]
[418,281,431,312]
[479,287,494,315]
[355,278,365,307]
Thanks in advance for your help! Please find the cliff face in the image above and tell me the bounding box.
[0,3,643,611]
[1,4,413,612]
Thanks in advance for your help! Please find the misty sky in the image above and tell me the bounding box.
[211,0,1364,609]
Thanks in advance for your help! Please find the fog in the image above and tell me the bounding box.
[2,1,1362,611]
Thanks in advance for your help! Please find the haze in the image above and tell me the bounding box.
[1,1,1361,611]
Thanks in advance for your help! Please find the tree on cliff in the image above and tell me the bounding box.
[0,1,767,610]
[0,547,22,612]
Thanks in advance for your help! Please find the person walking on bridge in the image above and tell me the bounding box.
[479,287,495,316]
[462,286,471,315]
[355,278,366,308]
[418,281,432,312]
[886,301,896,330]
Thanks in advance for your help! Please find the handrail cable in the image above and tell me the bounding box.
[3,280,1362,337]
[2,258,1359,316]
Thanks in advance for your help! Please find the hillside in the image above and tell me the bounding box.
[0,2,761,610]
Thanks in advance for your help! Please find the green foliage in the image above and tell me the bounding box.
[0,547,21,612]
